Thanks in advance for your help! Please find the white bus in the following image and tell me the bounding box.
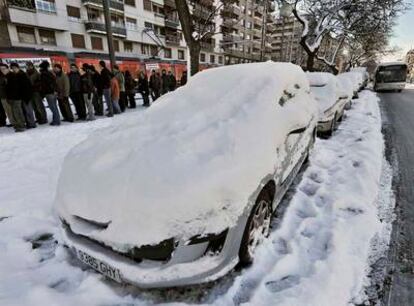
[374,62,408,92]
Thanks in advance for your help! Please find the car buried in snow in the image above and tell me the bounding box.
[308,72,349,136]
[56,62,318,288]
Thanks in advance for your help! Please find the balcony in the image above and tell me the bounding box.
[164,0,175,8]
[6,0,35,10]
[222,33,240,43]
[165,17,179,28]
[200,41,214,52]
[82,0,124,14]
[222,18,238,29]
[221,5,240,18]
[224,48,261,61]
[85,21,126,38]
[165,33,180,46]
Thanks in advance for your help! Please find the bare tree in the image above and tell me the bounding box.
[175,0,238,76]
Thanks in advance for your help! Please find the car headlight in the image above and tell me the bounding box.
[187,229,229,255]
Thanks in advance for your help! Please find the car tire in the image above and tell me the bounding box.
[239,192,272,266]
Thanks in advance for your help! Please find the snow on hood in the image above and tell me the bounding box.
[307,72,340,116]
[56,62,317,250]
[336,74,354,100]
[341,72,363,91]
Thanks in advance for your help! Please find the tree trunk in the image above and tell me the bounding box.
[306,54,315,72]
[189,44,201,76]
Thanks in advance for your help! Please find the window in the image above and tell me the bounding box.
[178,49,185,60]
[71,33,85,48]
[144,22,153,29]
[113,39,119,52]
[91,36,103,50]
[126,17,137,30]
[150,45,158,56]
[164,48,172,58]
[200,53,206,62]
[141,44,149,55]
[124,41,133,52]
[17,26,36,44]
[66,6,80,20]
[124,0,135,7]
[210,54,215,63]
[143,0,152,11]
[218,56,223,64]
[152,4,164,16]
[39,29,56,45]
[35,0,56,13]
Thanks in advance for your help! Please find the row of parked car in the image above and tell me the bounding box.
[308,68,368,136]
[55,62,369,289]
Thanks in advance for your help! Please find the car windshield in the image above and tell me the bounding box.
[376,65,407,83]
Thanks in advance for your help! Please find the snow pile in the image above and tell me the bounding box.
[56,62,318,249]
[341,72,364,92]
[336,73,355,99]
[211,90,389,306]
[307,72,340,115]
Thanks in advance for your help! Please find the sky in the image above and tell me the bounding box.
[387,5,414,60]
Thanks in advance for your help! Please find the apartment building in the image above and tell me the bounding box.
[219,0,275,64]
[406,49,414,75]
[0,0,225,76]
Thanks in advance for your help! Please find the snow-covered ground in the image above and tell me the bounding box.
[0,90,394,306]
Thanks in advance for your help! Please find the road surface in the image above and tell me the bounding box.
[379,87,414,306]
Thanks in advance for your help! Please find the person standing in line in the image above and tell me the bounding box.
[180,71,187,87]
[16,64,36,129]
[124,70,136,108]
[80,64,95,121]
[161,69,169,95]
[0,98,5,127]
[0,64,13,127]
[167,71,177,92]
[113,65,126,112]
[54,64,74,122]
[68,64,87,121]
[98,61,113,117]
[138,71,150,107]
[39,61,60,126]
[5,63,29,132]
[90,65,103,116]
[26,62,48,125]
[110,73,121,114]
[149,69,161,101]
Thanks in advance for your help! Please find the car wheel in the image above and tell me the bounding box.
[239,195,272,265]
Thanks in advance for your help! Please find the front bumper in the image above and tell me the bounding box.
[60,222,241,288]
[317,113,335,133]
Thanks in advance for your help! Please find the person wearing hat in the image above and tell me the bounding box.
[80,63,95,121]
[53,63,74,122]
[98,60,113,117]
[39,60,60,126]
[68,63,87,121]
[0,63,11,127]
[26,61,48,124]
[5,62,31,132]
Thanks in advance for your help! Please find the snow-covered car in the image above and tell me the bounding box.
[56,62,318,288]
[350,67,369,90]
[308,72,348,135]
[340,72,364,99]
[336,73,354,110]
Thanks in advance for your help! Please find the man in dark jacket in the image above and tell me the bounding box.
[39,61,60,126]
[0,64,10,127]
[5,63,31,132]
[161,69,169,95]
[149,69,161,101]
[68,63,87,120]
[99,60,113,117]
[26,61,47,124]
[167,71,177,92]
[54,63,74,122]
[80,64,95,121]
[180,71,187,87]
[90,65,103,116]
[138,71,150,107]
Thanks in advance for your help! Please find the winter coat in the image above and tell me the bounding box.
[125,74,136,95]
[100,68,112,89]
[81,72,94,94]
[26,68,42,93]
[180,74,187,86]
[55,72,70,99]
[40,70,57,96]
[114,71,125,92]
[68,71,82,94]
[149,74,161,91]
[161,74,169,92]
[6,70,32,101]
[168,74,177,91]
[137,76,149,95]
[0,74,7,99]
[92,72,103,95]
[111,77,120,101]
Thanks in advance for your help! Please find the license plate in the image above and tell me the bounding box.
[76,248,122,283]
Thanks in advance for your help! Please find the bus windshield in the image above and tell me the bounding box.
[376,65,407,83]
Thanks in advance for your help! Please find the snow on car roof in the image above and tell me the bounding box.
[377,61,407,67]
[56,62,318,249]
[307,72,339,114]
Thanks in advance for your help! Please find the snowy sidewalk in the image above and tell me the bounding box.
[0,91,394,306]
